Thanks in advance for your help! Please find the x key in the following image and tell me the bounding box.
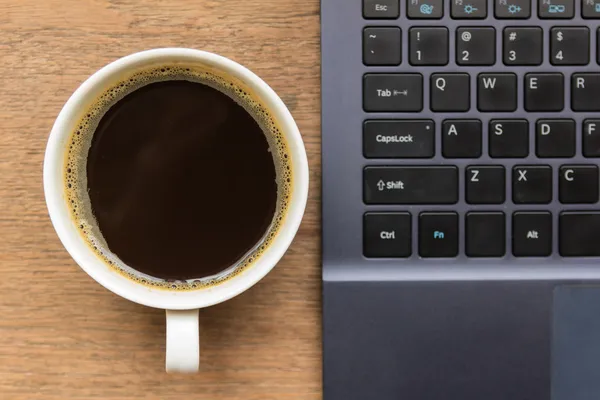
[513,165,552,204]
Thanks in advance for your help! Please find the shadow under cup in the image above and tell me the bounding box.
[44,49,309,311]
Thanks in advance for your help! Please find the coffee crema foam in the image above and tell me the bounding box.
[64,64,293,290]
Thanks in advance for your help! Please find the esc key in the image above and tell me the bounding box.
[363,0,400,18]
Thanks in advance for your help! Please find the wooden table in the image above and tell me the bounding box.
[0,1,321,398]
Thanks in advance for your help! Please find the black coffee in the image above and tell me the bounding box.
[65,67,290,288]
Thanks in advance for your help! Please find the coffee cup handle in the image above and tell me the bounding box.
[165,309,200,373]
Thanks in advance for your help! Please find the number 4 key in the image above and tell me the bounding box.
[551,27,589,65]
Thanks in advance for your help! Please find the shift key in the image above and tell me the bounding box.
[363,74,423,112]
[364,166,458,204]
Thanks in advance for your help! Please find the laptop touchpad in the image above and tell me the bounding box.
[553,286,600,400]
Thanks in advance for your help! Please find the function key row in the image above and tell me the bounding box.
[364,119,600,158]
[364,0,600,19]
[363,73,600,112]
[364,26,593,66]
[363,165,599,204]
[364,211,600,258]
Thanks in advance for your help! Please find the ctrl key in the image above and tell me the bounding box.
[364,212,412,258]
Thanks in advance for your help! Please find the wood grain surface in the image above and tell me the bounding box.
[0,1,321,398]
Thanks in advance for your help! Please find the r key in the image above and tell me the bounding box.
[572,73,600,111]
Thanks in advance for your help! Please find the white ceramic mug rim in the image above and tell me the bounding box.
[43,48,309,310]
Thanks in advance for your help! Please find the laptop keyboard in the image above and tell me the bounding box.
[361,0,600,259]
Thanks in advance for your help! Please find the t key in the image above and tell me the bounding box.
[551,27,589,65]
[409,27,449,66]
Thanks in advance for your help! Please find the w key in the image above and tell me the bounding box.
[478,73,517,112]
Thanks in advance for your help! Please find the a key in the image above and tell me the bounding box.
[583,119,600,157]
[457,27,495,66]
[513,212,552,257]
[489,119,529,158]
[363,0,400,18]
[503,27,543,66]
[551,27,589,65]
[363,27,402,66]
[363,74,423,112]
[407,0,443,18]
[419,212,458,257]
[513,165,552,204]
[539,0,574,17]
[478,73,517,112]
[430,73,470,111]
[495,0,531,18]
[559,165,599,203]
[363,213,411,257]
[466,165,506,204]
[582,0,600,18]
[536,119,575,157]
[409,27,449,65]
[363,120,435,158]
[560,212,600,256]
[525,73,564,112]
[452,0,487,18]
[572,73,600,111]
[364,166,458,204]
[466,212,506,257]
[442,119,482,158]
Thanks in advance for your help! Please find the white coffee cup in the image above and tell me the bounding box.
[43,48,309,373]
